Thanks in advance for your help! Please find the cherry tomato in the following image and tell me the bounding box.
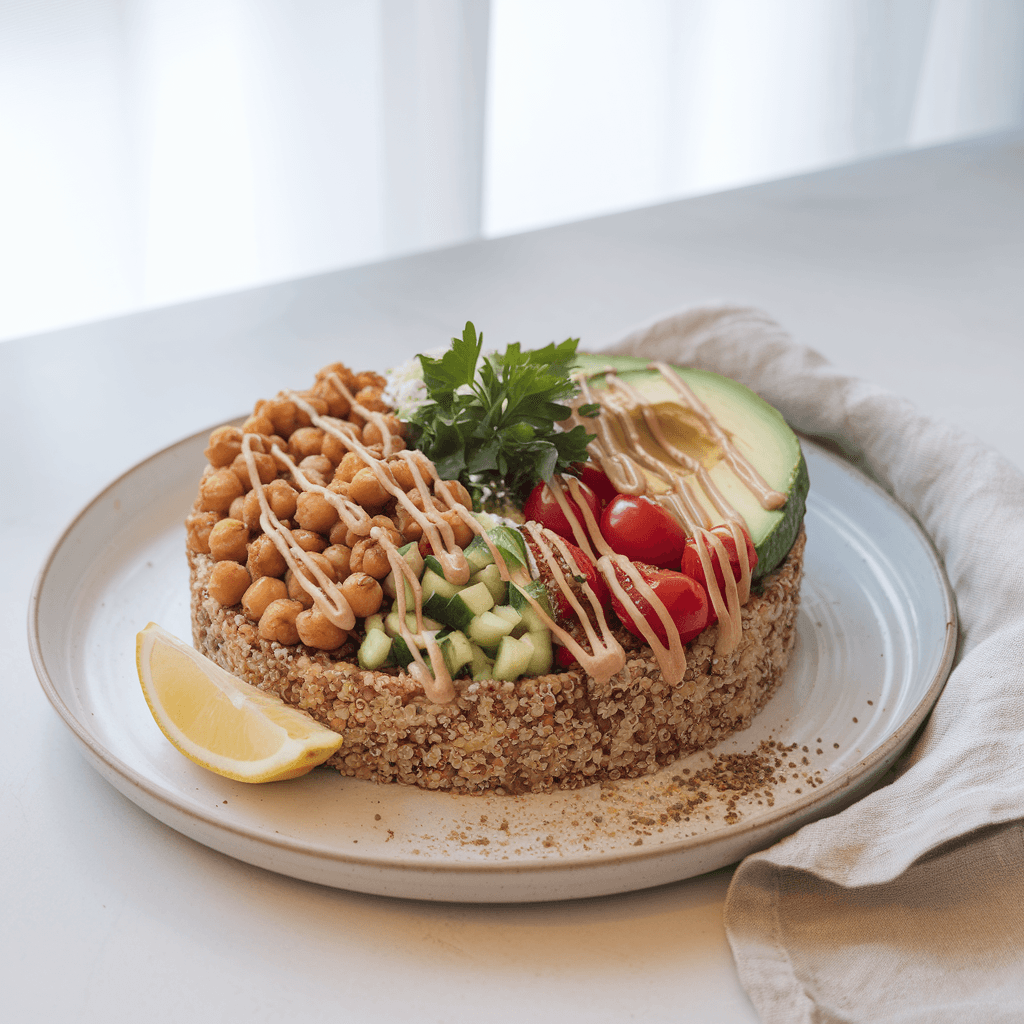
[573,462,618,509]
[600,494,688,570]
[610,564,709,646]
[523,477,600,541]
[681,524,758,602]
[549,539,609,618]
[555,644,579,669]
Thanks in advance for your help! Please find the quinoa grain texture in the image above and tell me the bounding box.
[190,530,805,795]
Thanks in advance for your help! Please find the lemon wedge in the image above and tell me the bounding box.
[136,622,343,782]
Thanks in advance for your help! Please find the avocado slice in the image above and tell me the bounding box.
[572,352,807,582]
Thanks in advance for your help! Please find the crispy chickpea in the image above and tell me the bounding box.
[242,576,288,622]
[336,451,365,484]
[230,451,276,491]
[287,552,337,608]
[348,467,390,510]
[395,505,423,542]
[361,414,405,447]
[264,397,299,438]
[436,479,472,510]
[208,561,251,606]
[344,515,400,548]
[329,520,350,546]
[295,491,339,534]
[241,489,263,531]
[326,478,349,497]
[289,426,324,460]
[340,572,384,618]
[294,393,328,426]
[228,494,246,521]
[299,454,333,478]
[258,598,303,645]
[441,508,474,548]
[317,361,357,387]
[296,608,348,651]
[354,370,387,391]
[265,479,298,519]
[242,412,275,436]
[322,543,351,579]
[349,538,391,579]
[208,517,249,562]
[311,377,351,419]
[321,431,351,465]
[247,534,286,580]
[292,529,327,553]
[387,458,416,491]
[185,511,220,554]
[199,468,244,513]
[205,425,243,468]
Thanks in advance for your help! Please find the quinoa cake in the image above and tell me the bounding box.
[185,344,807,795]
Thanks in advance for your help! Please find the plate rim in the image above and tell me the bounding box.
[28,426,958,884]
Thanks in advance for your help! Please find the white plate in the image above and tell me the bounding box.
[29,431,955,902]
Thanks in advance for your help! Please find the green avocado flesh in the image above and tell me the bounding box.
[572,352,808,583]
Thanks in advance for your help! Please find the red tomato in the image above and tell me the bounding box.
[573,462,618,509]
[549,539,609,618]
[610,564,709,646]
[555,644,579,669]
[681,524,758,601]
[523,477,600,541]
[601,494,688,570]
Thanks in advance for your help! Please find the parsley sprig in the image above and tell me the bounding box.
[406,322,598,504]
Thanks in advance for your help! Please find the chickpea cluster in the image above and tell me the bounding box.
[186,362,471,655]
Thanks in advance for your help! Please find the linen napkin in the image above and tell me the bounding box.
[611,306,1024,1024]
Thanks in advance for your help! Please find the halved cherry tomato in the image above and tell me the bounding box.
[610,564,709,646]
[555,644,579,669]
[681,524,758,600]
[523,477,600,541]
[573,462,618,509]
[600,494,688,570]
[549,539,609,618]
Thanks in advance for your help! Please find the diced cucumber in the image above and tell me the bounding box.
[520,630,554,675]
[384,608,440,641]
[358,629,392,670]
[442,581,495,631]
[438,630,473,677]
[463,534,496,574]
[391,634,416,667]
[490,605,522,629]
[470,563,507,604]
[509,581,554,633]
[364,613,386,634]
[492,634,533,681]
[382,542,425,603]
[469,643,494,681]
[423,553,468,584]
[467,610,515,649]
[488,525,531,583]
[421,567,463,621]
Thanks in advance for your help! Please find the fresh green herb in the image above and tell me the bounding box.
[406,322,597,505]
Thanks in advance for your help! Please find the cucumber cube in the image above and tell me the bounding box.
[467,610,515,649]
[438,630,473,676]
[358,629,393,670]
[470,563,507,604]
[520,630,554,675]
[463,534,496,574]
[442,581,495,631]
[492,635,533,681]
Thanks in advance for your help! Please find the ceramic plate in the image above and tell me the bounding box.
[30,431,955,902]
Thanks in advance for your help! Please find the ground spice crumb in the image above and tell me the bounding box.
[868,700,874,705]
[853,717,858,723]
[834,743,840,748]
[374,814,381,820]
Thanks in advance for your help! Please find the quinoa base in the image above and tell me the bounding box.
[189,528,805,795]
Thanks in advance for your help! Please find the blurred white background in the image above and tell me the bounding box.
[2,0,1022,342]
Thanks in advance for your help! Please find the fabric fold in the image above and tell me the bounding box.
[610,305,1024,1023]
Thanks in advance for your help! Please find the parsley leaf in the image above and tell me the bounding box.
[406,323,596,504]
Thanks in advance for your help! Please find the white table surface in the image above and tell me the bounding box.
[5,130,1022,1024]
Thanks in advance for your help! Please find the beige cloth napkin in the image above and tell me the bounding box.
[611,306,1024,1024]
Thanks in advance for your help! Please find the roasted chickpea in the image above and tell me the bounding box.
[349,538,391,579]
[299,454,333,479]
[242,575,288,621]
[386,458,416,491]
[354,371,387,391]
[336,451,365,484]
[205,425,243,468]
[246,534,287,580]
[295,608,348,650]
[326,478,349,497]
[265,479,298,520]
[295,491,339,534]
[242,412,275,436]
[361,414,405,447]
[329,519,350,546]
[289,426,324,460]
[395,505,423,542]
[264,397,299,438]
[208,517,249,562]
[208,561,251,606]
[286,552,337,608]
[441,508,474,548]
[321,431,351,464]
[292,529,327,553]
[345,515,400,548]
[230,451,276,491]
[258,598,303,645]
[348,467,390,510]
[322,543,352,580]
[340,572,384,618]
[228,494,246,521]
[435,479,472,510]
[311,377,351,419]
[241,489,263,532]
[198,468,243,513]
[185,511,221,554]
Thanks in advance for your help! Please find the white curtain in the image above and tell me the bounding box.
[1,0,1022,342]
